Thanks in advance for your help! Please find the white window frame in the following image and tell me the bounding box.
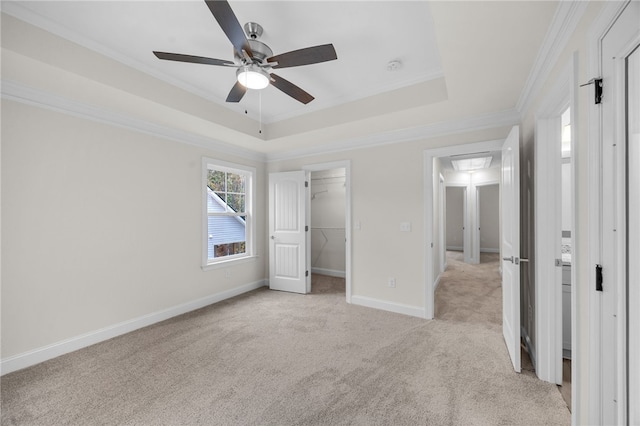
[202,157,256,270]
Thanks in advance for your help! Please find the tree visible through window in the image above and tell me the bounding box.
[204,160,254,265]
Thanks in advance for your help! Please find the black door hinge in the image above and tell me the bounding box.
[596,264,603,292]
[305,181,309,188]
[305,270,309,277]
[580,78,603,104]
[305,225,309,232]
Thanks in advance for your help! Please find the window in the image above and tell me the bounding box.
[202,158,255,268]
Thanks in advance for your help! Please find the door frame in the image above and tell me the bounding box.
[587,1,636,422]
[534,55,578,388]
[438,174,447,274]
[303,160,352,303]
[424,139,505,319]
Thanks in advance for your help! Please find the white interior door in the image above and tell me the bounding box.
[501,125,521,373]
[269,171,308,294]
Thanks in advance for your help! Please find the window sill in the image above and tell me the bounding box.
[201,255,258,271]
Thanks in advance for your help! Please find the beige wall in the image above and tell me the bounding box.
[1,101,267,359]
[478,184,500,252]
[267,127,511,311]
[446,186,464,250]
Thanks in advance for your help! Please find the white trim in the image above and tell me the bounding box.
[350,295,424,319]
[1,79,520,166]
[424,139,506,320]
[534,59,572,386]
[311,267,345,278]
[267,110,521,162]
[303,160,352,304]
[1,80,266,162]
[433,272,443,292]
[201,255,258,271]
[586,2,633,423]
[516,1,588,115]
[446,246,463,252]
[0,280,267,376]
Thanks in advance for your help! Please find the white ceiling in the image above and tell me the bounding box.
[1,1,560,156]
[5,1,443,124]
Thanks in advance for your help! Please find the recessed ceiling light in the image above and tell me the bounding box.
[451,156,492,171]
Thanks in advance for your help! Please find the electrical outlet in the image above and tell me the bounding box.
[400,222,411,232]
[388,278,396,288]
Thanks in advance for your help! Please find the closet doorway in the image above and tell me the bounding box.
[303,162,351,299]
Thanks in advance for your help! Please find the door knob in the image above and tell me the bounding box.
[270,236,275,240]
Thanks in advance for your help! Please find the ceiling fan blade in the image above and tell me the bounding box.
[268,44,337,69]
[226,80,247,103]
[153,51,235,66]
[204,0,253,57]
[270,73,314,104]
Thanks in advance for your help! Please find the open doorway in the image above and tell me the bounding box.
[533,60,576,404]
[435,153,502,322]
[309,168,347,295]
[559,107,573,409]
[302,161,351,301]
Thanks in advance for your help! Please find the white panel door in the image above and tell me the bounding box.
[269,171,308,294]
[501,125,521,373]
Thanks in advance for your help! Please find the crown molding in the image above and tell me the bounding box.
[516,1,588,116]
[3,79,520,166]
[265,108,521,162]
[1,80,267,163]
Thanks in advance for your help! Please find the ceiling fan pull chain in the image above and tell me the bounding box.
[259,91,263,134]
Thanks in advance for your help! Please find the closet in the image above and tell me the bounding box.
[310,169,346,278]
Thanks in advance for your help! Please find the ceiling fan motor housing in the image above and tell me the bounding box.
[240,39,273,64]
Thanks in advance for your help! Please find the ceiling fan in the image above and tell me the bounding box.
[153,0,337,105]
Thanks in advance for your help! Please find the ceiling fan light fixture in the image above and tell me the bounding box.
[237,65,270,90]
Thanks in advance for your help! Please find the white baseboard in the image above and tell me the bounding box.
[351,295,424,318]
[311,267,346,278]
[447,246,463,251]
[433,272,443,291]
[1,280,267,376]
[480,248,500,253]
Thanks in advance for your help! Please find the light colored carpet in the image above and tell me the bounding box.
[1,273,570,425]
[435,251,502,327]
